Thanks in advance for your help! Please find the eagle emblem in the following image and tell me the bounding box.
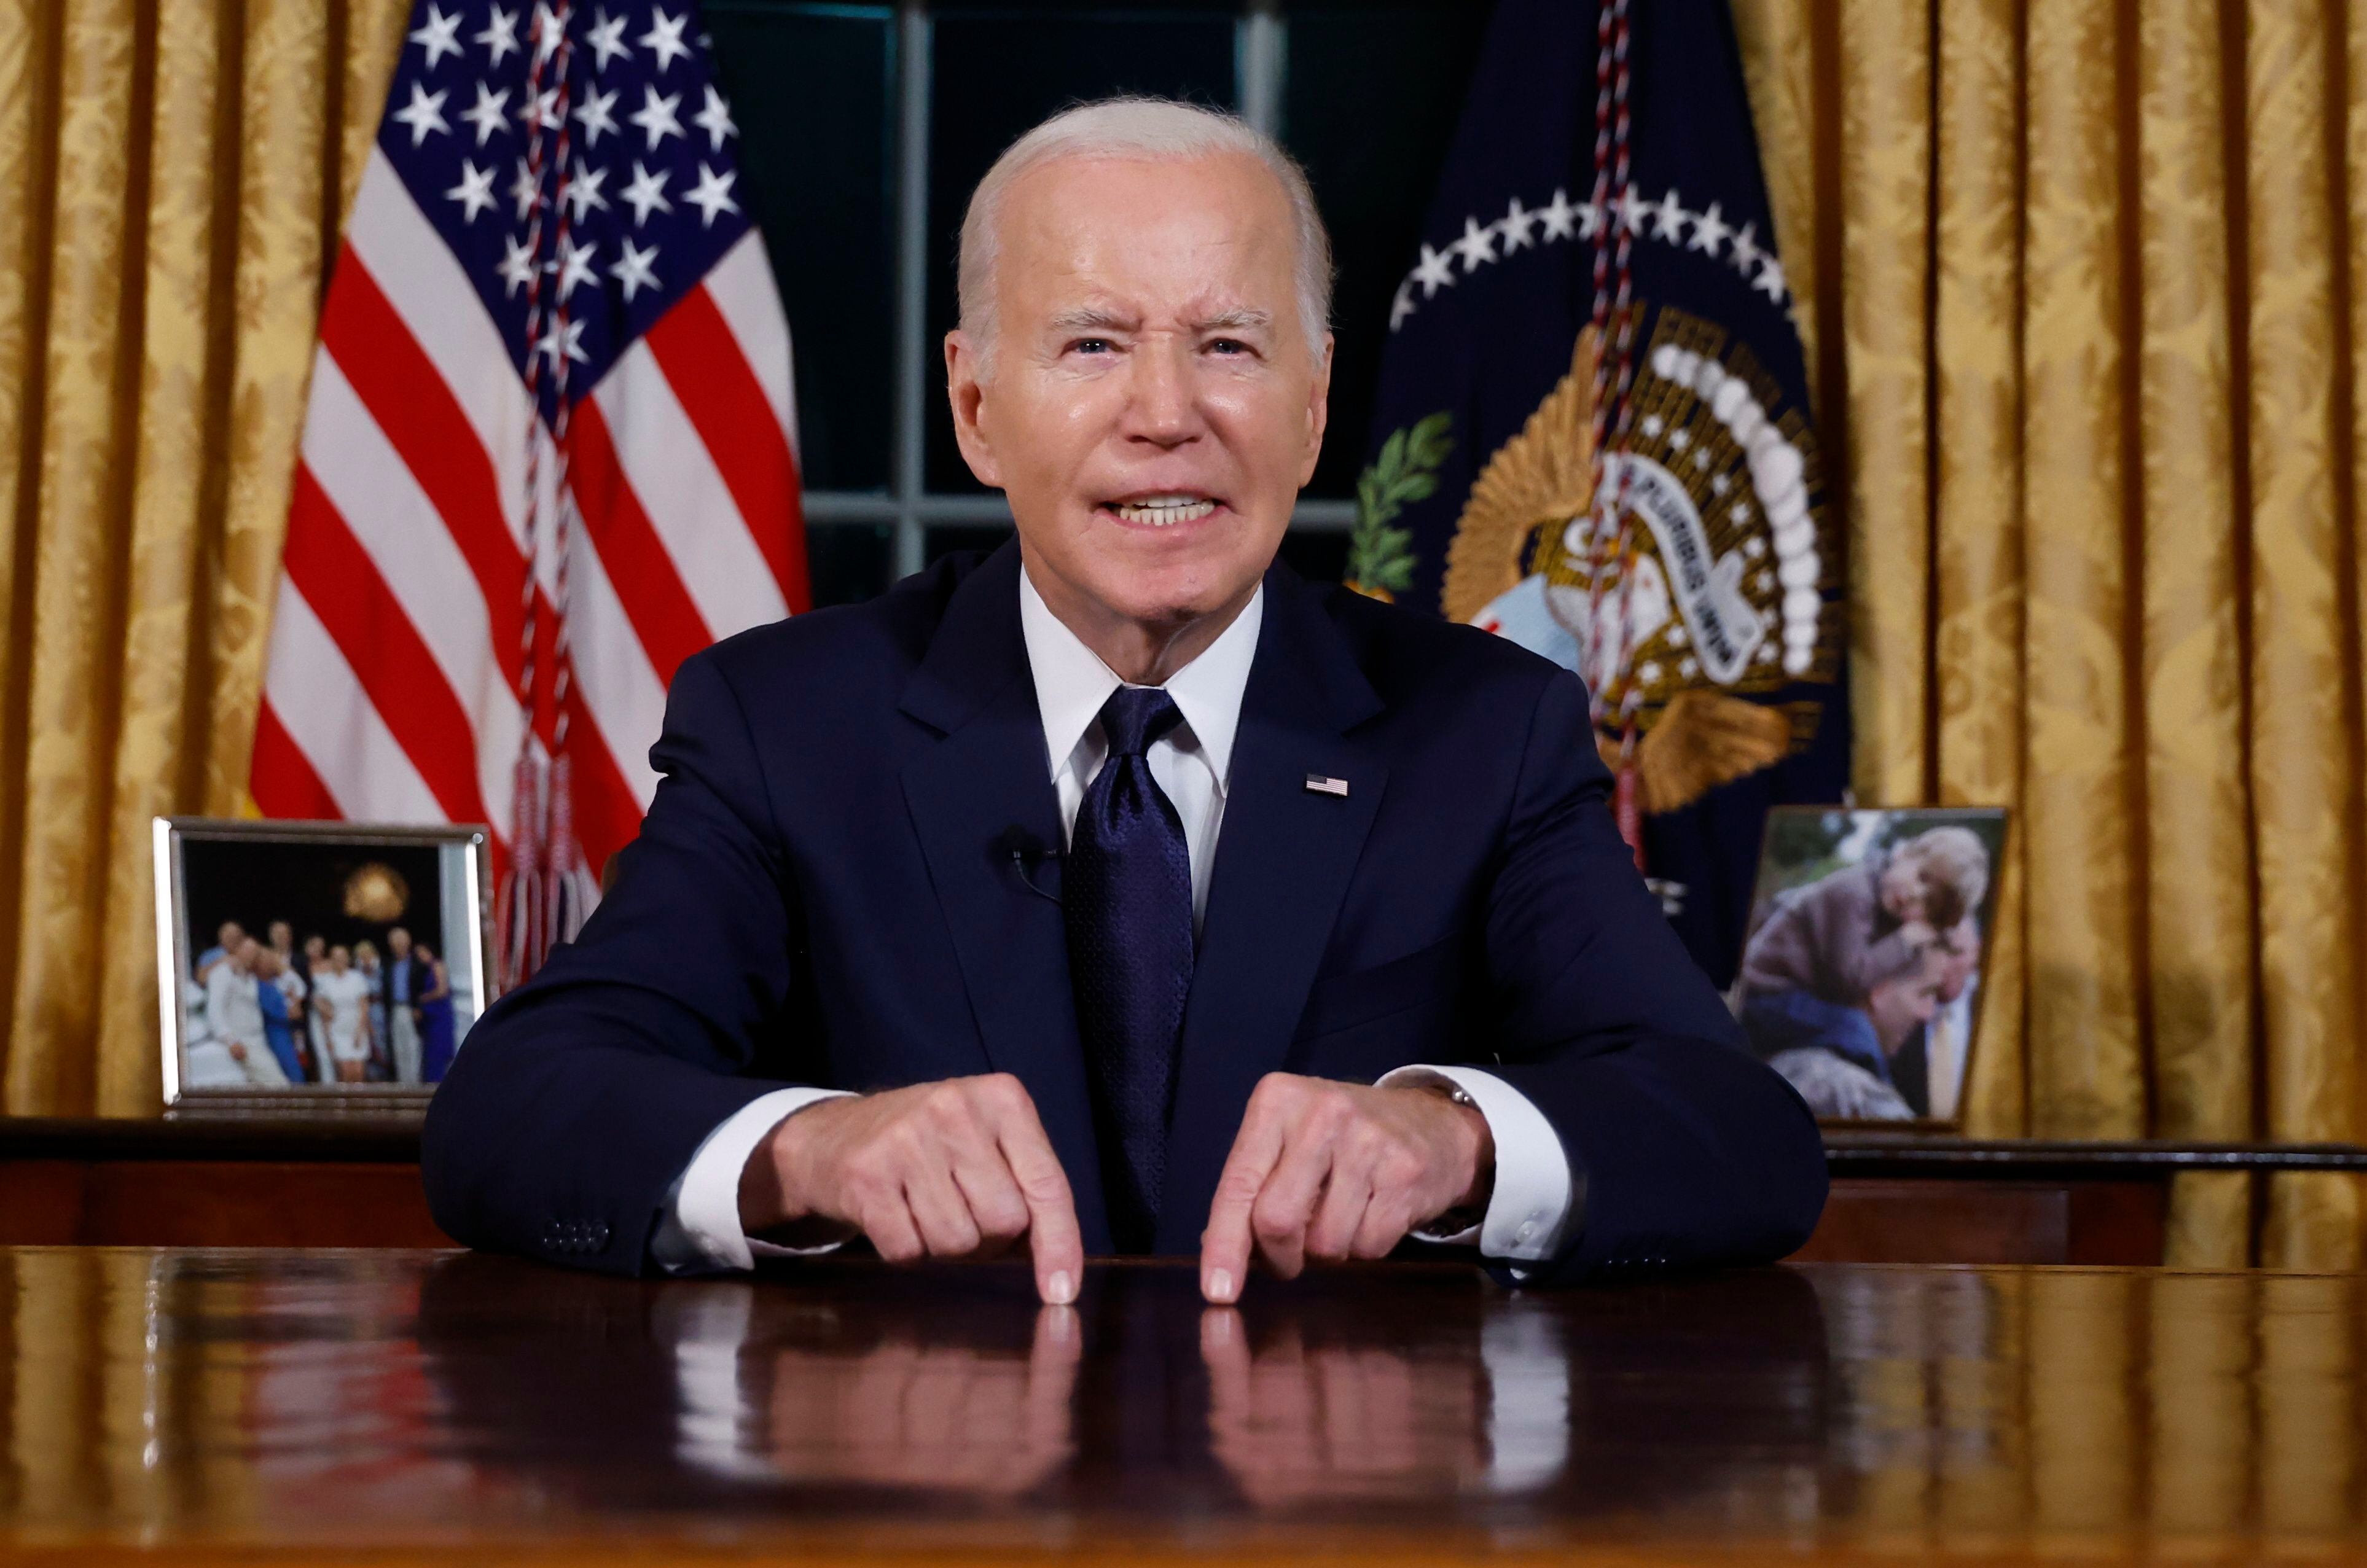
[1429,306,1839,815]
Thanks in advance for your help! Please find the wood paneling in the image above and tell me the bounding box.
[1798,1176,2167,1263]
[0,1160,448,1247]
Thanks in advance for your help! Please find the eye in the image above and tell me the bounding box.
[1069,337,1113,356]
[1207,338,1250,356]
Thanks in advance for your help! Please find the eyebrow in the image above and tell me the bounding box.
[1047,307,1139,334]
[1042,306,1276,335]
[1192,308,1273,334]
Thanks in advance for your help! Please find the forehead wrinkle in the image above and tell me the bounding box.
[1191,306,1273,333]
[1044,304,1140,333]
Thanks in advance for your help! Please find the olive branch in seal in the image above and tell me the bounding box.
[1345,410,1453,601]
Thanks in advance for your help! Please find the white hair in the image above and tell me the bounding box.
[956,96,1333,372]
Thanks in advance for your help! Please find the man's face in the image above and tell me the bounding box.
[231,938,260,975]
[1864,959,1943,1056]
[218,921,244,950]
[1936,926,1981,1003]
[268,922,292,951]
[389,928,412,957]
[947,153,1331,637]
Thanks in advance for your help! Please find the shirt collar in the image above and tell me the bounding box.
[1018,563,1263,787]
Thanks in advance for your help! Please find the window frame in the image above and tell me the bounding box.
[794,0,1357,585]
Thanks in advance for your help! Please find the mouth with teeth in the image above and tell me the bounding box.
[1103,493,1223,529]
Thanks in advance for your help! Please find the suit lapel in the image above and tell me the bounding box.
[899,544,1111,1252]
[1156,568,1387,1253]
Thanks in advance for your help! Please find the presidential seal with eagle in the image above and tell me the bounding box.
[1352,305,1841,819]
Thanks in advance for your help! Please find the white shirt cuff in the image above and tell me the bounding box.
[1377,1065,1579,1266]
[649,1086,857,1273]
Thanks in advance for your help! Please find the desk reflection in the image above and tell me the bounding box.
[415,1257,1826,1521]
[663,1284,1082,1492]
[36,1250,2367,1554]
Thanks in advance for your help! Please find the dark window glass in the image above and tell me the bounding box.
[807,523,898,606]
[923,7,1238,493]
[925,523,1018,565]
[1282,1,1492,498]
[1275,527,1349,585]
[707,3,898,493]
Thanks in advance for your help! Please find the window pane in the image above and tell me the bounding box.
[807,523,900,606]
[707,3,897,493]
[923,7,1238,494]
[1282,2,1492,499]
[1275,528,1349,585]
[925,523,1018,566]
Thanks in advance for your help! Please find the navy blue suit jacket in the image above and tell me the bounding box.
[421,543,1827,1279]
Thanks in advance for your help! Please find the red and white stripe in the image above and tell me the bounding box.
[252,151,807,922]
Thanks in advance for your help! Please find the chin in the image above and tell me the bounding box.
[1098,558,1263,629]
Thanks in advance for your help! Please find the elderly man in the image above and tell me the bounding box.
[423,98,1825,1300]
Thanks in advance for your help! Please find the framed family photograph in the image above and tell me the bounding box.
[152,817,496,1117]
[1735,806,2010,1129]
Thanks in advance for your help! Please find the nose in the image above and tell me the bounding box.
[1121,334,1205,448]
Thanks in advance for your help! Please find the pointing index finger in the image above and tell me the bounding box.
[992,1091,1083,1305]
[1200,1096,1286,1304]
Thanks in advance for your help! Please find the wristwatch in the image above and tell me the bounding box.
[1403,1075,1489,1240]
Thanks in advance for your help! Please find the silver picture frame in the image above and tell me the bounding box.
[1737,805,2011,1131]
[152,817,496,1118]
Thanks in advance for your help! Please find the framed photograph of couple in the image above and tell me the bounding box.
[152,817,496,1116]
[1736,805,2009,1129]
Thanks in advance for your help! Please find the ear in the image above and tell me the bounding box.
[945,330,1004,489]
[1297,330,1334,488]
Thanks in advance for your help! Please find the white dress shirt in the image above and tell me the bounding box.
[652,564,1578,1273]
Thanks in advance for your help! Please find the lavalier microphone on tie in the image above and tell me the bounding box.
[996,825,1062,906]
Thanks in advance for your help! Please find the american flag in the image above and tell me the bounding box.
[251,0,807,984]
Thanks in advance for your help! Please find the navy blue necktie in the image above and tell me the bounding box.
[1065,686,1194,1254]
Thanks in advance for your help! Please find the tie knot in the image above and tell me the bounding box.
[1098,687,1184,758]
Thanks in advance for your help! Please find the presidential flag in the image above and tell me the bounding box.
[1351,0,1847,988]
[250,1,807,983]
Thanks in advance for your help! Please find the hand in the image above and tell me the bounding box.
[227,1042,247,1063]
[738,1074,1085,1305]
[1199,1074,1492,1303]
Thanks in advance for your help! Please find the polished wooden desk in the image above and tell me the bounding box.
[2,1248,2363,1564]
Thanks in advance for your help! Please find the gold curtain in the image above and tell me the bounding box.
[0,0,407,1117]
[1734,0,2367,1266]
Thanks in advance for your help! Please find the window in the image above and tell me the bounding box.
[703,0,1490,607]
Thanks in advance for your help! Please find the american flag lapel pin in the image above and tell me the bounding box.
[1304,773,1350,798]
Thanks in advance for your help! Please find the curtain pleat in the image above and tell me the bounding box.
[2137,0,2255,1265]
[1836,0,1932,813]
[1729,0,1821,372]
[1932,0,2030,1137]
[2022,0,2145,1140]
[10,0,147,1118]
[2244,1,2365,1270]
[93,0,230,1121]
[0,0,54,1121]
